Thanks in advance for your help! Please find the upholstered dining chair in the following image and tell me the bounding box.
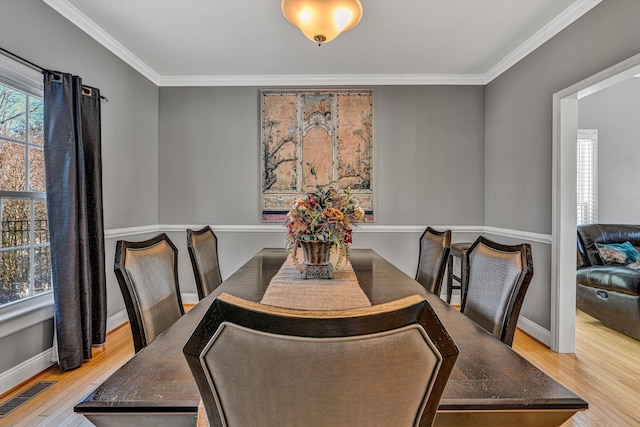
[415,227,452,296]
[461,236,533,346]
[114,233,185,353]
[187,226,223,300]
[184,293,459,427]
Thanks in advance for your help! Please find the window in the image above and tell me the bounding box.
[577,129,598,225]
[0,78,51,307]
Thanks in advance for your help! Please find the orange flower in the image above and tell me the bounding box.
[322,207,344,221]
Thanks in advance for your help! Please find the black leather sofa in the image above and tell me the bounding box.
[576,224,640,340]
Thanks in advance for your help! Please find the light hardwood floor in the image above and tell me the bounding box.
[512,310,640,427]
[1,309,639,427]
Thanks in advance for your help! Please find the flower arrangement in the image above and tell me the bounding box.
[286,164,365,271]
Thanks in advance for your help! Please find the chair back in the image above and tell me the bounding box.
[114,233,184,353]
[415,227,451,295]
[187,226,223,299]
[461,236,533,346]
[184,293,458,427]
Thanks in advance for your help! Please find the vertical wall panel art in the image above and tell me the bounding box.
[260,89,374,221]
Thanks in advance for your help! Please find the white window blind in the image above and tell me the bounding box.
[577,129,598,225]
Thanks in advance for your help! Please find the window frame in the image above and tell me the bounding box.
[0,54,53,329]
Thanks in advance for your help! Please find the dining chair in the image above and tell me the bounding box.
[461,236,533,346]
[415,226,451,296]
[114,233,184,353]
[187,226,223,300]
[184,293,459,427]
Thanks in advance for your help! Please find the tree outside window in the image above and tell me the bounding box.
[0,82,51,306]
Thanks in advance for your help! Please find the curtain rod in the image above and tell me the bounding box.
[0,46,108,102]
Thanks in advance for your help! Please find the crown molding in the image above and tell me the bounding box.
[158,74,486,87]
[483,0,602,84]
[44,0,600,87]
[42,0,161,85]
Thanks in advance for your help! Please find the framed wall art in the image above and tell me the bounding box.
[260,89,374,221]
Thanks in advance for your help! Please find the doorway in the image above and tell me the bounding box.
[552,53,640,352]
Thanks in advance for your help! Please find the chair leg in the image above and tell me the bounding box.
[460,257,468,309]
[446,255,454,303]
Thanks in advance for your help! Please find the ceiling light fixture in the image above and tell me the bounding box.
[281,0,363,46]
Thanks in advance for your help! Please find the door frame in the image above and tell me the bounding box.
[551,52,640,352]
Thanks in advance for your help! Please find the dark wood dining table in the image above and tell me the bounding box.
[75,248,587,426]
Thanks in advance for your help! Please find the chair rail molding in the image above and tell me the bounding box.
[103,224,550,243]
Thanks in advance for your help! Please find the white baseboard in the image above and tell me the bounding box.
[438,293,551,346]
[446,294,462,306]
[101,295,552,347]
[181,293,199,305]
[0,348,54,395]
[104,293,199,333]
[517,315,552,346]
[0,309,133,395]
[106,310,129,333]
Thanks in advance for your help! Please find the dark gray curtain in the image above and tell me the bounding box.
[43,71,106,371]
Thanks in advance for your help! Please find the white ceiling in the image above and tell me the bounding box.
[43,0,601,86]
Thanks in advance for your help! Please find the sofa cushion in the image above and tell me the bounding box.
[595,241,640,267]
[577,224,640,266]
[577,266,640,296]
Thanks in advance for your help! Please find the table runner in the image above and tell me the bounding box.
[260,251,372,310]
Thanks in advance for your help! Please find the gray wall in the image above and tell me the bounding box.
[158,85,486,226]
[484,0,640,328]
[0,0,158,375]
[157,86,486,290]
[578,77,640,223]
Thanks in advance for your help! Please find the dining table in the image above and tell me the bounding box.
[74,248,587,426]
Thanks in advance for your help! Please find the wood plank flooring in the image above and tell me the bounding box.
[512,310,640,427]
[1,309,639,426]
[0,322,134,427]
